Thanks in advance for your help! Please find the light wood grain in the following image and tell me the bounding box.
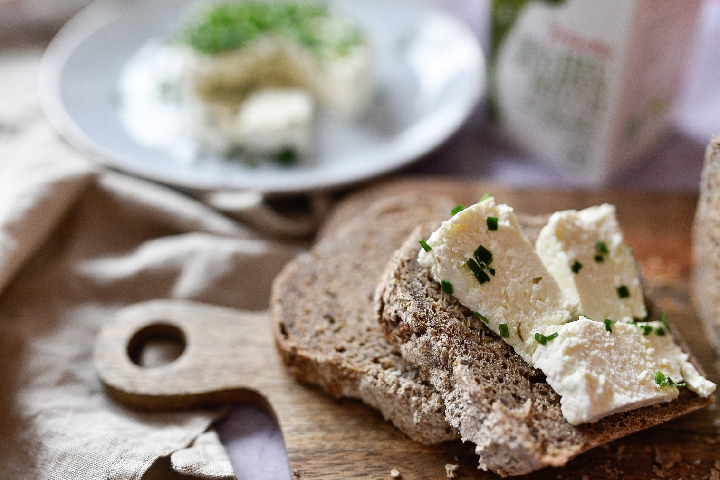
[94,179,720,479]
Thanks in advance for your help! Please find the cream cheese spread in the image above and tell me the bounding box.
[418,198,715,424]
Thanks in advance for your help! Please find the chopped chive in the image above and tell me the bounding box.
[617,285,630,299]
[535,332,558,345]
[474,311,489,324]
[594,254,604,263]
[488,268,496,276]
[419,239,432,252]
[642,325,653,335]
[474,245,493,267]
[596,241,608,255]
[656,327,666,336]
[479,193,491,202]
[450,204,465,216]
[604,319,613,332]
[466,258,491,284]
[274,147,297,165]
[661,312,669,329]
[499,323,510,338]
[441,280,453,295]
[474,270,491,284]
[655,370,686,388]
[466,257,482,275]
[487,216,499,231]
[571,260,583,274]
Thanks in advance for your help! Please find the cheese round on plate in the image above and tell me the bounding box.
[177,1,374,154]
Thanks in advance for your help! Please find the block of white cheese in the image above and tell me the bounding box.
[418,198,716,424]
[177,1,374,154]
[184,33,373,121]
[188,88,314,155]
[533,317,716,424]
[417,198,576,363]
[535,204,646,322]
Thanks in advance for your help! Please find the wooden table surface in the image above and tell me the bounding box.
[96,179,720,479]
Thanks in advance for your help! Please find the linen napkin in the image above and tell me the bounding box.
[0,49,326,479]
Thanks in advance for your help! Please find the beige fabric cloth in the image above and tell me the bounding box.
[0,49,325,479]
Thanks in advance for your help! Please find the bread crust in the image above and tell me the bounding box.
[271,194,460,444]
[375,224,713,476]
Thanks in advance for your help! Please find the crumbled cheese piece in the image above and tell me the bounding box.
[187,88,314,155]
[536,204,646,322]
[418,197,576,362]
[533,318,715,424]
[235,88,315,154]
[445,463,459,478]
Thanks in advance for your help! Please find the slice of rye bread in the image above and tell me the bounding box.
[270,193,461,445]
[375,224,714,477]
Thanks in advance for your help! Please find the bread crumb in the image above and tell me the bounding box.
[445,463,459,478]
[654,447,682,470]
[390,468,401,479]
[710,467,720,480]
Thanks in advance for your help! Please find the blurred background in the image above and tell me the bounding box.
[2,0,719,194]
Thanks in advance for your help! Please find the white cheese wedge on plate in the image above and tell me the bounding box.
[535,204,646,322]
[188,88,315,155]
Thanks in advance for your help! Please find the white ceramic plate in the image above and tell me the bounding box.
[40,0,485,194]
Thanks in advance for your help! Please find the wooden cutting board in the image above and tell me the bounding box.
[93,179,720,479]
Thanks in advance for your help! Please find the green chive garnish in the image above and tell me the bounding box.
[474,311,489,324]
[441,280,453,295]
[596,241,608,255]
[571,260,583,274]
[499,323,510,338]
[617,285,630,299]
[594,255,604,263]
[535,332,558,345]
[419,239,432,252]
[604,319,613,332]
[450,205,465,216]
[655,370,686,388]
[479,193,491,202]
[642,325,653,335]
[661,312,669,329]
[487,216,498,231]
[274,147,298,165]
[474,245,493,267]
[656,327,666,336]
[466,258,490,284]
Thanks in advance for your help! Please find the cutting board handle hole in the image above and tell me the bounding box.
[127,322,186,368]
